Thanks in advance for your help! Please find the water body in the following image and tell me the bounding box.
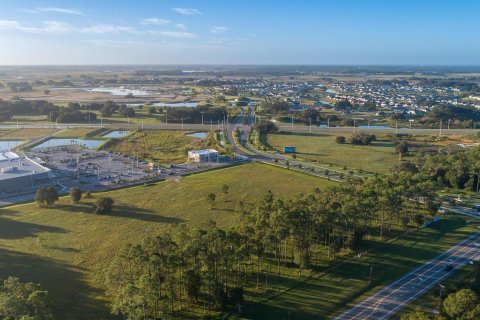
[126,102,198,108]
[0,140,23,151]
[186,132,207,139]
[102,130,130,138]
[87,87,154,96]
[326,88,338,94]
[32,139,103,150]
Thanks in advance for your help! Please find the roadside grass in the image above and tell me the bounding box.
[239,215,479,320]
[106,129,216,165]
[0,163,334,319]
[266,131,399,174]
[53,127,108,138]
[0,128,55,139]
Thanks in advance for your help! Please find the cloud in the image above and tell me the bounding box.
[0,20,73,34]
[0,20,137,35]
[172,8,202,16]
[175,24,187,30]
[140,18,170,26]
[210,26,227,34]
[25,7,84,15]
[149,30,197,38]
[80,24,137,34]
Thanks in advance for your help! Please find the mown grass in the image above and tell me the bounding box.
[266,132,399,174]
[107,129,216,165]
[0,163,334,319]
[239,215,478,320]
[0,128,55,139]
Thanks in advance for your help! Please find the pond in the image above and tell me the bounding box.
[185,132,207,139]
[0,140,23,151]
[86,87,154,96]
[127,102,198,108]
[32,139,104,150]
[102,130,131,138]
[326,88,338,94]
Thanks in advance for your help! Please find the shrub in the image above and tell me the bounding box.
[93,197,114,214]
[335,136,346,144]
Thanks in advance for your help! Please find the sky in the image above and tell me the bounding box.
[0,0,479,65]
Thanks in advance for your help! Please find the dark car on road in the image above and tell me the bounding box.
[444,265,454,272]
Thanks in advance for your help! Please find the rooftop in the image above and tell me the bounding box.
[188,149,218,155]
[0,152,50,181]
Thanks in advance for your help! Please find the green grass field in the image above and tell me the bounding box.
[107,129,216,165]
[0,163,334,319]
[241,215,478,320]
[266,132,399,173]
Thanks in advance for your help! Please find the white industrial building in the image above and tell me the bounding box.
[0,152,51,192]
[187,149,219,163]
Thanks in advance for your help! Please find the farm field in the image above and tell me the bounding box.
[0,163,334,319]
[240,215,478,320]
[266,132,399,174]
[107,129,216,165]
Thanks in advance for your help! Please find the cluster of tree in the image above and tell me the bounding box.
[260,99,290,113]
[421,105,480,126]
[334,99,353,112]
[405,146,480,190]
[7,81,32,92]
[106,174,437,318]
[0,100,97,123]
[0,277,52,319]
[335,134,377,146]
[253,121,279,133]
[402,262,480,320]
[298,108,321,123]
[164,106,228,124]
[351,134,377,145]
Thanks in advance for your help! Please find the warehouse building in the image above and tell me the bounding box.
[0,152,51,192]
[187,149,219,163]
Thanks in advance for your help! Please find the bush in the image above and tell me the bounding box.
[93,197,114,214]
[336,136,346,144]
[69,187,83,203]
[35,186,59,207]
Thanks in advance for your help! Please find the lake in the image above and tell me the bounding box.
[32,139,104,150]
[185,132,207,139]
[87,87,154,96]
[0,140,23,151]
[102,131,130,138]
[127,102,198,108]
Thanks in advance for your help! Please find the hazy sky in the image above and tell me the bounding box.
[0,0,479,65]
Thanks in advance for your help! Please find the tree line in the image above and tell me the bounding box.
[105,172,438,319]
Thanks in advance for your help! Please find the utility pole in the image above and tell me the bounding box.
[327,117,330,127]
[353,119,356,134]
[369,264,373,284]
[201,111,204,125]
[395,121,398,135]
[291,114,294,128]
[440,120,443,136]
[181,118,184,130]
[448,119,450,130]
[309,118,312,133]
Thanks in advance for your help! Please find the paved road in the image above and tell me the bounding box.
[1,123,478,136]
[333,230,480,320]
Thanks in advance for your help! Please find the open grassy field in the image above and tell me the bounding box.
[0,163,334,319]
[266,132,399,174]
[52,127,108,138]
[0,128,55,139]
[107,129,216,165]
[240,215,478,320]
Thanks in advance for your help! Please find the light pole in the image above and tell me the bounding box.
[309,118,312,133]
[201,111,204,125]
[291,114,294,128]
[440,120,443,136]
[327,117,330,127]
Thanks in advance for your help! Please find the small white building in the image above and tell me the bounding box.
[188,149,219,163]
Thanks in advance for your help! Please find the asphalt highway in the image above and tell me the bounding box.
[333,231,480,320]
